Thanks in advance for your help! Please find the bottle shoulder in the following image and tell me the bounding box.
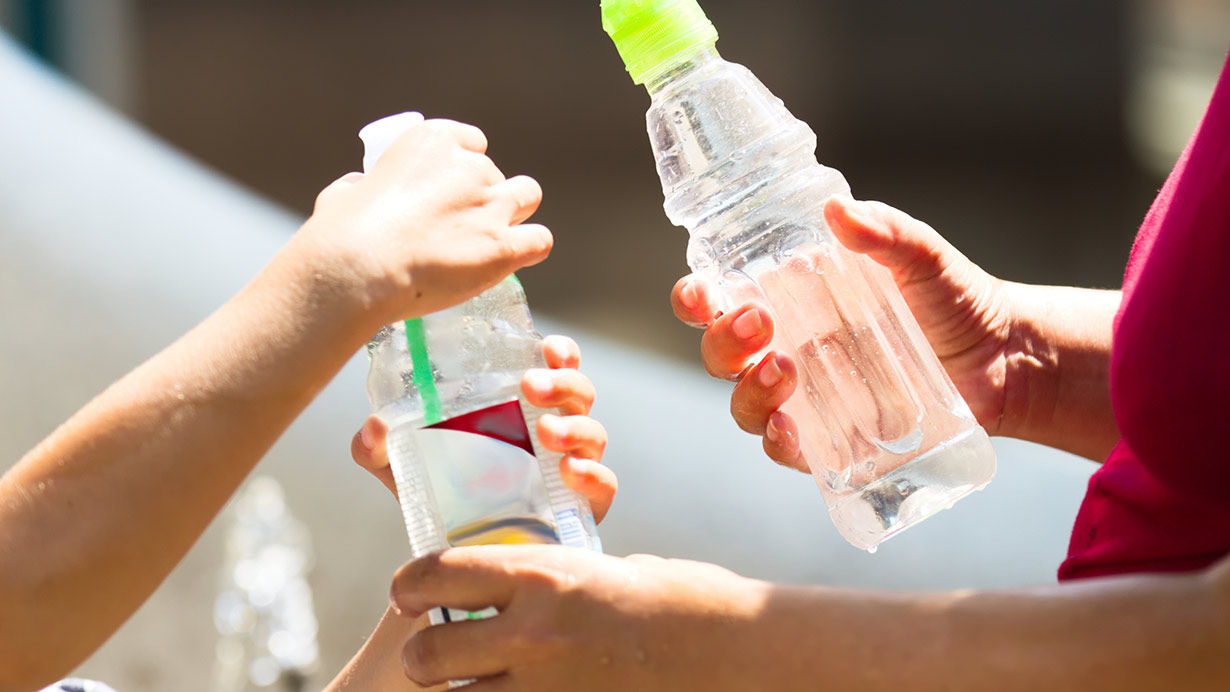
[684,164,850,276]
[645,56,841,224]
[365,283,544,417]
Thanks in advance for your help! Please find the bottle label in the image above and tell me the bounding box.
[414,399,587,548]
[426,398,536,455]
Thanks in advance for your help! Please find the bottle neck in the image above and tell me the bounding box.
[644,46,722,96]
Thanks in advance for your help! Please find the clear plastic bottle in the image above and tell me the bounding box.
[601,0,996,550]
[360,114,601,629]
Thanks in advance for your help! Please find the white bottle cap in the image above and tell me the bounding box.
[358,111,425,174]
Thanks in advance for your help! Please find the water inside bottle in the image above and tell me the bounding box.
[724,240,995,548]
[445,514,562,547]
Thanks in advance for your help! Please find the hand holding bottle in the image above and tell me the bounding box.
[387,546,761,691]
[673,194,1123,467]
[670,196,1012,471]
[353,335,617,522]
[282,118,553,332]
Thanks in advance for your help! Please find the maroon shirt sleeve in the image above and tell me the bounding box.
[1060,49,1230,581]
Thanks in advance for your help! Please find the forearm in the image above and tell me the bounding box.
[751,557,1230,692]
[999,283,1121,460]
[0,243,378,688]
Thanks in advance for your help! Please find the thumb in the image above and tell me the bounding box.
[823,195,959,286]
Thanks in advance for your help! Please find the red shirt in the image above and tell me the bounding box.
[1059,51,1230,581]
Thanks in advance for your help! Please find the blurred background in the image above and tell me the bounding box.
[1,0,1226,690]
[9,0,1229,353]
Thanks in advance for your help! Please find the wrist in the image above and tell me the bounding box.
[997,281,1060,442]
[996,283,1119,458]
[264,223,395,344]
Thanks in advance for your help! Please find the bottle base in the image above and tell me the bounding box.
[826,427,997,551]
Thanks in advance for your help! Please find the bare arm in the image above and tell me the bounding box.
[0,119,554,690]
[759,554,1230,691]
[381,546,1230,691]
[0,258,372,688]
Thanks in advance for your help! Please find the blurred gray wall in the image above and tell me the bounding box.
[122,0,1163,359]
[6,1,1224,360]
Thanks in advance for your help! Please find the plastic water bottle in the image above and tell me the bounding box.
[601,0,996,550]
[360,114,601,631]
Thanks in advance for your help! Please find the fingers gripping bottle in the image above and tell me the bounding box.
[360,114,601,643]
[601,1,996,551]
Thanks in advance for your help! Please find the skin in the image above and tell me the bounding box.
[379,545,1230,692]
[372,195,1228,690]
[0,120,614,691]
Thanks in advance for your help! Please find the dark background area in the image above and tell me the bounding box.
[4,0,1173,359]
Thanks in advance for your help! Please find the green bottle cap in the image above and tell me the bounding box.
[601,0,718,85]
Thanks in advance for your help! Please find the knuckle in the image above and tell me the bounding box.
[462,122,488,143]
[350,434,369,465]
[417,120,452,145]
[731,406,762,435]
[506,615,565,663]
[470,151,500,174]
[494,231,524,261]
[405,551,446,587]
[457,150,490,174]
[401,636,441,686]
[313,180,349,211]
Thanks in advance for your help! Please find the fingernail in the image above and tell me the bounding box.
[758,354,784,388]
[680,281,699,310]
[564,456,593,480]
[388,584,404,616]
[765,416,781,444]
[731,309,764,341]
[841,197,875,226]
[539,414,562,435]
[525,369,552,394]
[359,424,374,451]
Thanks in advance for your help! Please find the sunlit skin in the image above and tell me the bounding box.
[363,195,1228,691]
[0,120,615,691]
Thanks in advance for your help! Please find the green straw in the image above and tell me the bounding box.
[403,318,443,425]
